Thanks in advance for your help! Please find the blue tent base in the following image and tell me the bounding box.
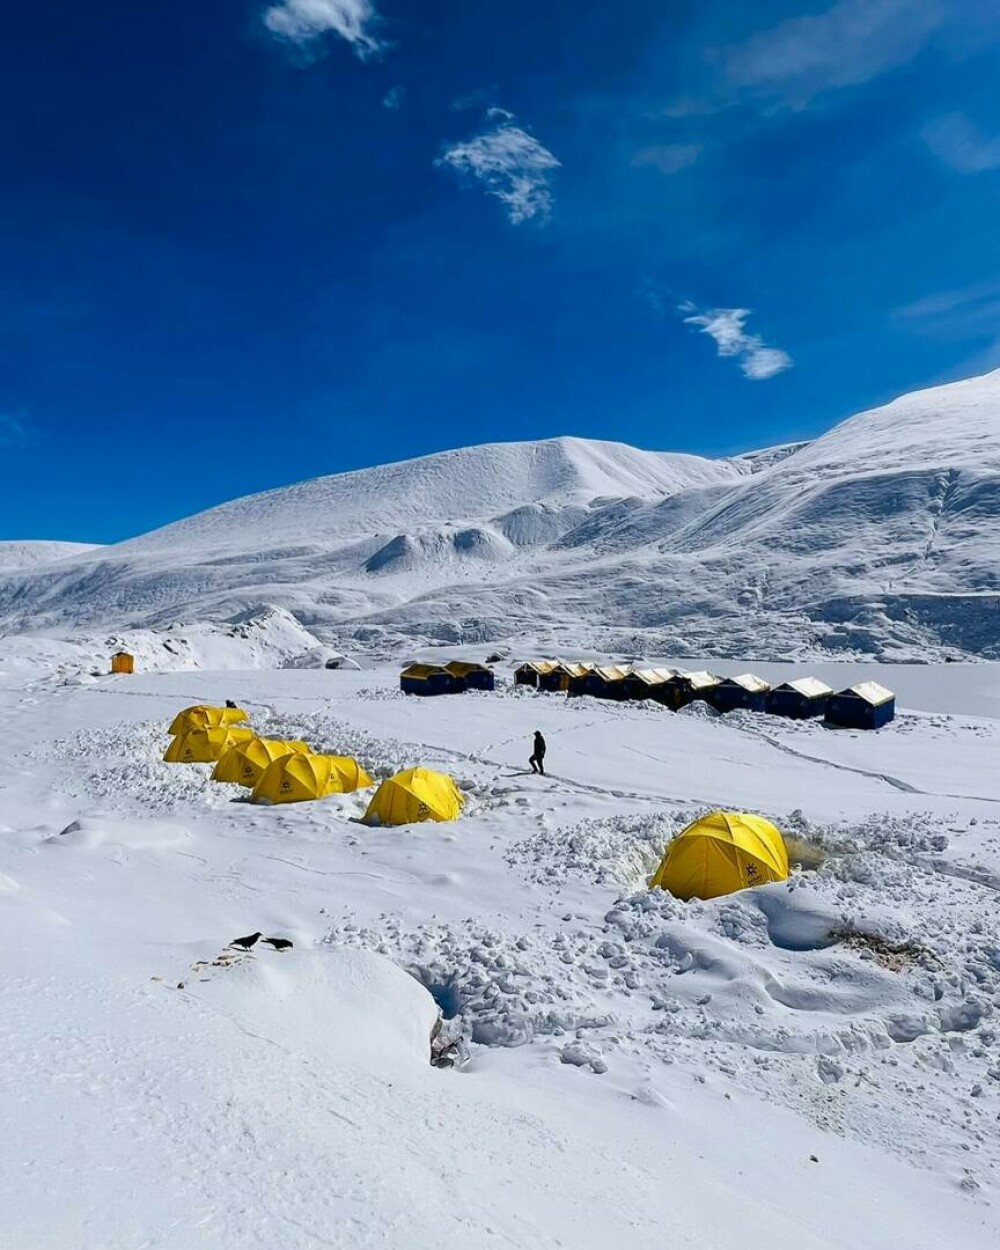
[765,693,829,720]
[709,689,768,714]
[401,676,462,696]
[824,696,896,730]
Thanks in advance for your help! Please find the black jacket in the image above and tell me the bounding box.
[533,733,546,758]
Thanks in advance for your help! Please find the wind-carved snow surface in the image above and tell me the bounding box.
[0,370,998,659]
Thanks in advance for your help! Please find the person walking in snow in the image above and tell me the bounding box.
[529,730,546,775]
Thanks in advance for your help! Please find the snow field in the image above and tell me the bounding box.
[2,656,1000,1247]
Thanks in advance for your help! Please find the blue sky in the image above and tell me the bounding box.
[2,0,998,543]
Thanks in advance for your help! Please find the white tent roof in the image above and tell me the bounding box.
[781,677,834,699]
[628,667,675,685]
[727,672,770,693]
[845,680,895,706]
[680,670,721,690]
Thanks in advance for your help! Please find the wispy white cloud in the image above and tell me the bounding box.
[896,277,1000,385]
[382,84,406,111]
[631,143,703,175]
[262,0,384,58]
[680,304,793,380]
[715,0,945,110]
[450,87,500,113]
[921,113,1000,173]
[436,115,561,225]
[898,277,1000,343]
[0,411,30,447]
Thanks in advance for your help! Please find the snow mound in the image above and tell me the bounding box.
[194,947,439,1069]
[48,815,191,850]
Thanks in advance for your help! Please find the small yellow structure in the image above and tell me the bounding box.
[650,811,789,900]
[251,753,373,804]
[168,705,249,737]
[163,726,256,764]
[514,660,558,687]
[212,737,311,787]
[362,767,464,827]
[110,651,134,675]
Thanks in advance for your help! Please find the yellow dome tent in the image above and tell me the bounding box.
[251,753,374,804]
[362,767,464,827]
[650,811,789,900]
[163,726,256,764]
[212,737,311,786]
[168,705,249,737]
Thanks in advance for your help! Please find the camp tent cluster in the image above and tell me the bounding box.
[163,705,464,824]
[514,661,895,727]
[400,661,495,696]
[161,713,803,904]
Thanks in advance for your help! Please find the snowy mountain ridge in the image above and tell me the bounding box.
[119,435,751,553]
[1,370,998,660]
[0,540,103,572]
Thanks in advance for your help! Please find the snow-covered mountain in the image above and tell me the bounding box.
[0,540,102,572]
[1,371,998,660]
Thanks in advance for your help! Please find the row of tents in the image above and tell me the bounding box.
[163,710,794,903]
[400,661,496,695]
[399,657,894,728]
[162,704,464,824]
[514,661,896,729]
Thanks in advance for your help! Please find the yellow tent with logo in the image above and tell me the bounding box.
[650,811,789,900]
[168,705,249,737]
[212,737,311,786]
[362,767,464,827]
[251,753,373,804]
[163,726,256,764]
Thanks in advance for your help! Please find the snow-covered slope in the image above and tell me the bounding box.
[0,540,101,572]
[0,437,754,638]
[124,436,747,553]
[0,371,998,659]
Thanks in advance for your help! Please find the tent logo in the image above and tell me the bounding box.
[280,780,292,793]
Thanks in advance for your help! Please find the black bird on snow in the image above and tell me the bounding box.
[263,937,293,951]
[230,931,262,950]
